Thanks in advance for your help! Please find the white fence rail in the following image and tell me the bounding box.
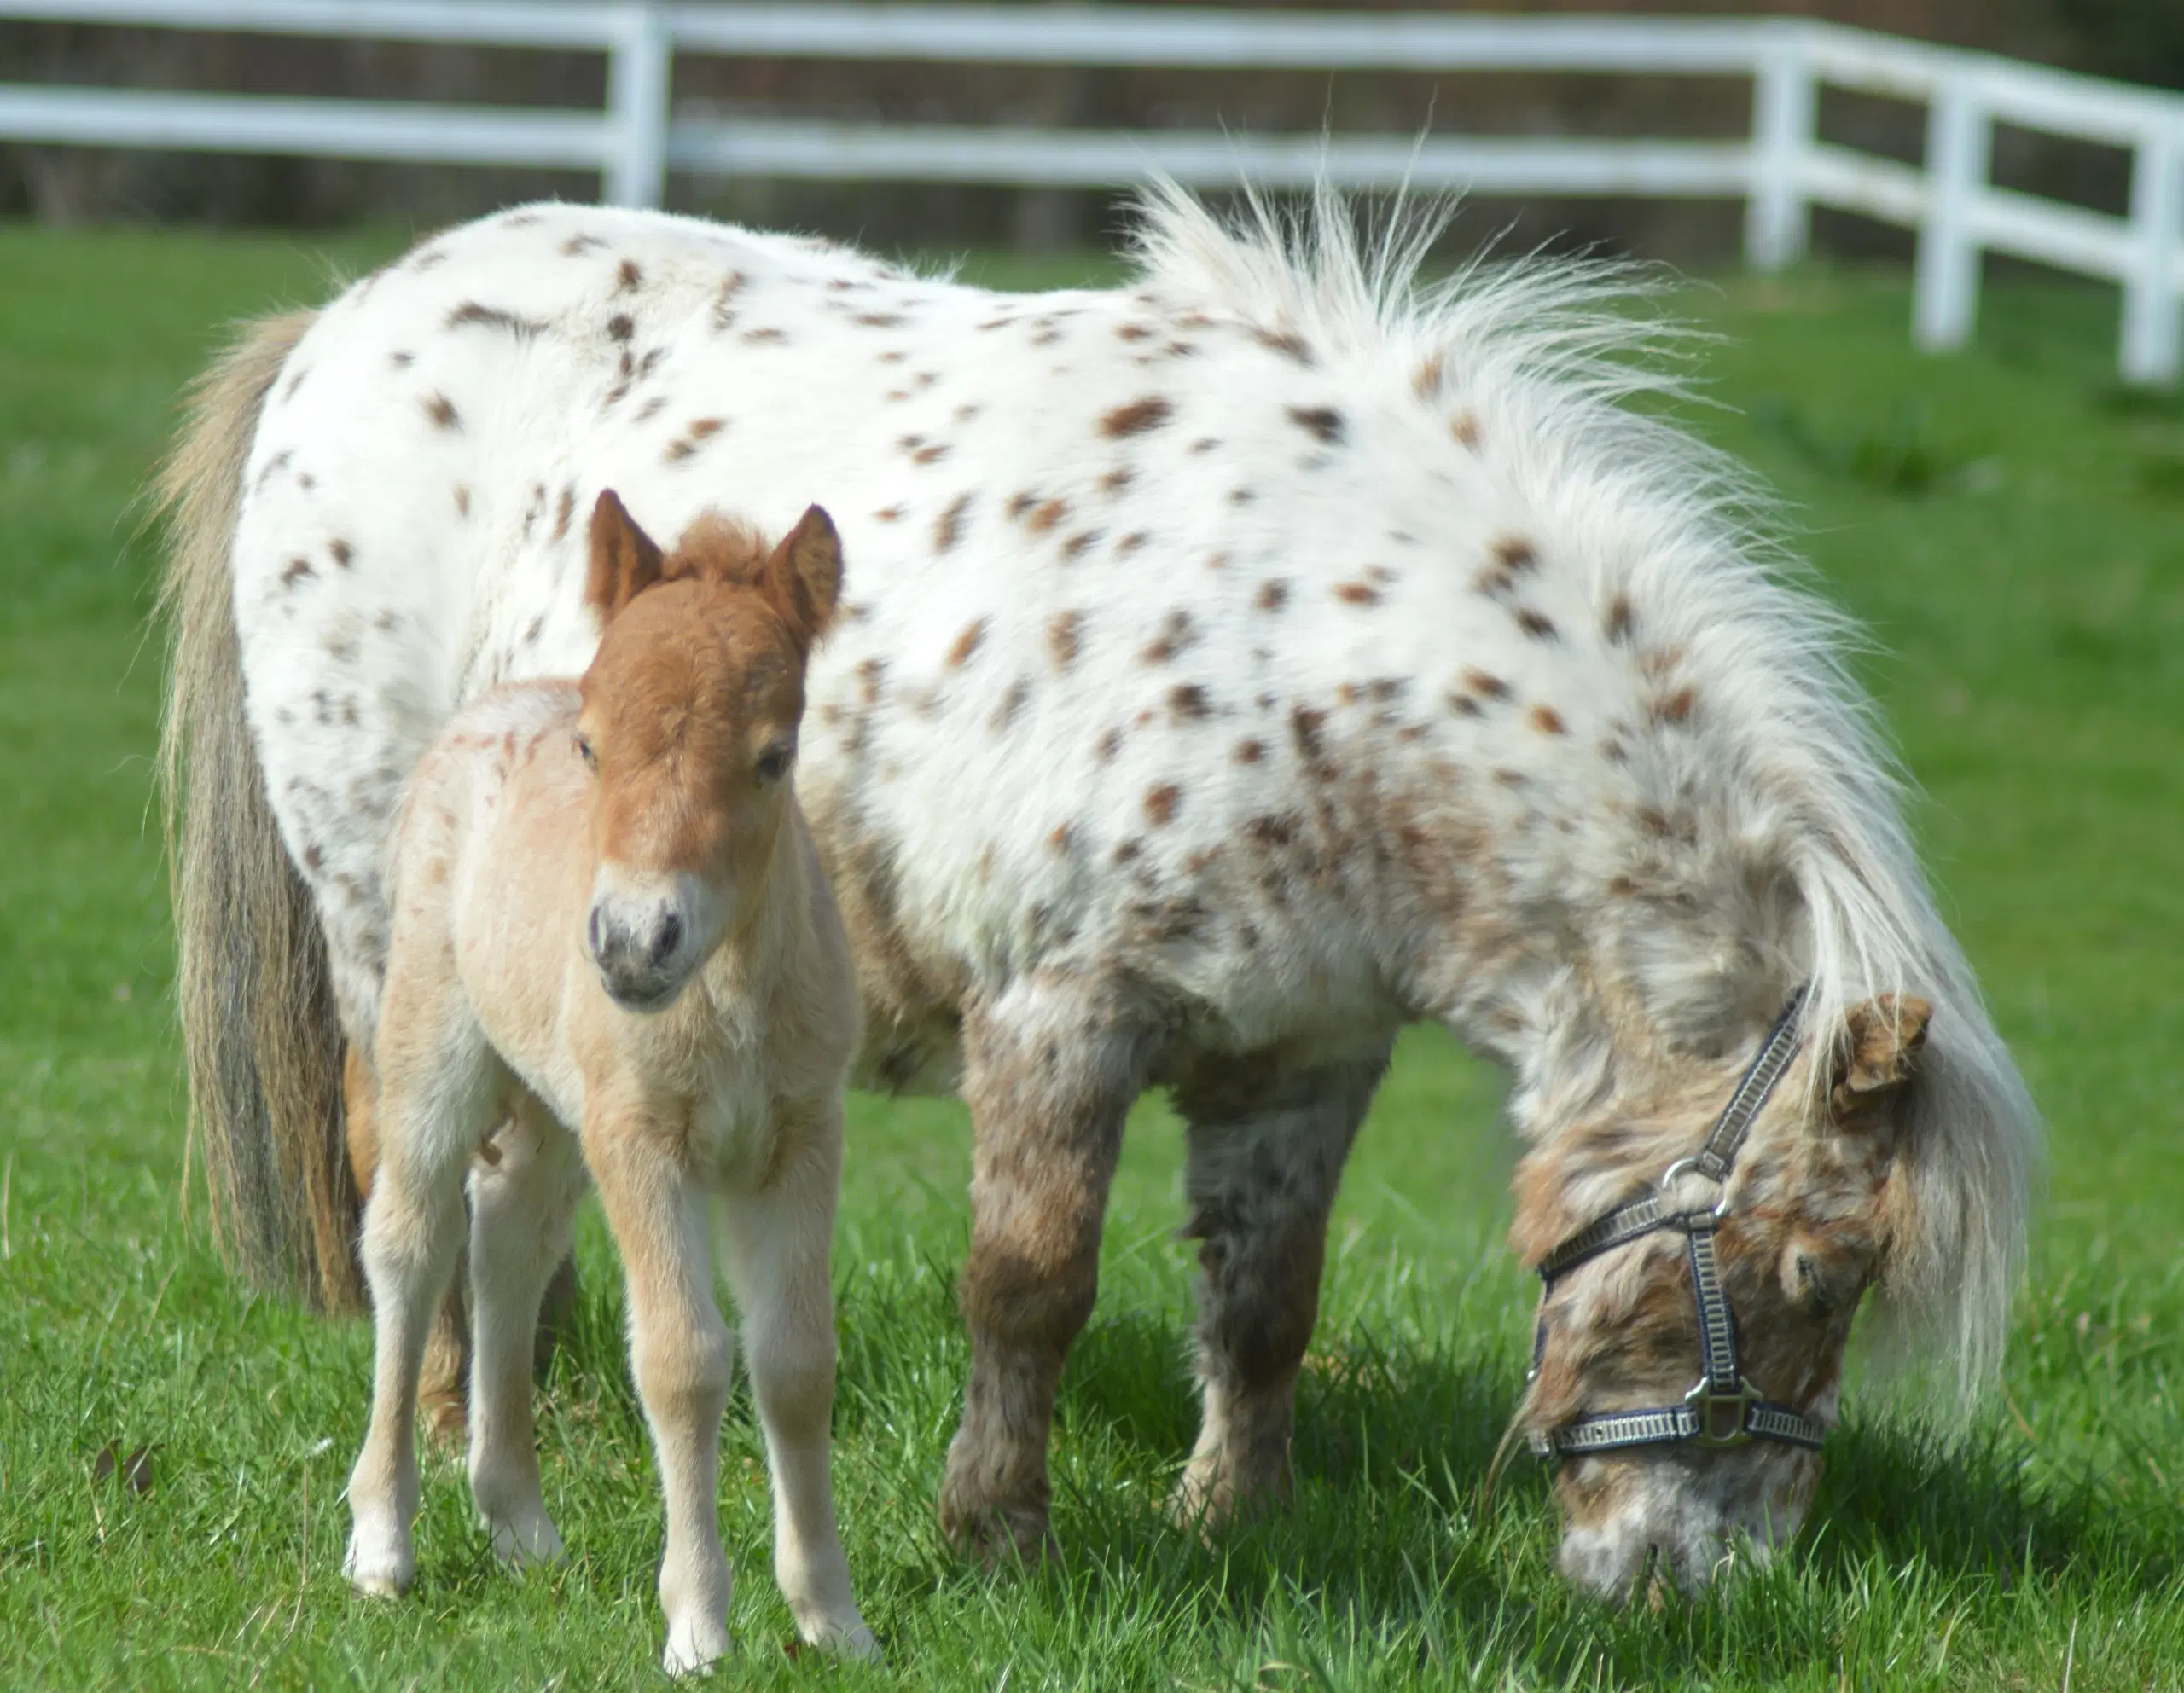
[3,3,2182,381]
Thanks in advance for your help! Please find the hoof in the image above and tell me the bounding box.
[939,1496,1058,1570]
[342,1533,415,1599]
[486,1511,565,1571]
[661,1616,731,1678]
[800,1617,882,1663]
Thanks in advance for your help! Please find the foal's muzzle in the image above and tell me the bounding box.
[587,895,697,1010]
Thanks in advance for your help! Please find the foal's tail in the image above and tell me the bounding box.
[154,309,364,1313]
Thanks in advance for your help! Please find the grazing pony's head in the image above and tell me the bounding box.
[1507,981,2007,1600]
[575,490,842,1010]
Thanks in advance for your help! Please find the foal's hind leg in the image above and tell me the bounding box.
[719,1105,876,1657]
[1169,1044,1390,1526]
[467,1097,587,1570]
[345,997,498,1597]
[940,973,1159,1563]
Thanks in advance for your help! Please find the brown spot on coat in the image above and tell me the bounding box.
[454,485,471,519]
[1060,530,1101,560]
[1100,465,1135,495]
[1048,610,1082,670]
[446,301,543,339]
[616,258,642,292]
[1287,405,1345,444]
[1101,397,1173,438]
[552,484,575,540]
[874,505,904,523]
[1606,594,1635,644]
[1118,532,1150,555]
[1464,669,1512,702]
[606,313,634,341]
[1515,607,1559,641]
[1169,683,1211,721]
[1144,783,1181,825]
[1414,351,1445,397]
[329,539,353,568]
[912,443,950,465]
[282,557,312,587]
[1028,499,1066,532]
[1653,686,1697,725]
[935,493,972,552]
[424,393,460,431]
[1049,823,1073,854]
[1252,327,1313,364]
[1141,610,1196,664]
[1257,581,1289,612]
[1529,704,1567,735]
[1452,412,1482,449]
[1334,582,1380,606]
[1291,705,1326,760]
[1095,727,1124,762]
[992,679,1030,733]
[947,619,986,667]
[1234,739,1263,763]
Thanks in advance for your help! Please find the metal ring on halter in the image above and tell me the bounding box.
[1656,1156,1729,1219]
[1684,1374,1761,1447]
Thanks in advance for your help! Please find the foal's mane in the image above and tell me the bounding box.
[1123,179,2039,1402]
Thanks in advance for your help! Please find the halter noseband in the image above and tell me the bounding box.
[1525,985,1829,1459]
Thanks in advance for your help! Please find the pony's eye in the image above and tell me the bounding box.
[575,734,596,771]
[755,740,794,785]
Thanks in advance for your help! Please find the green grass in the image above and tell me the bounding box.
[1,223,2180,1690]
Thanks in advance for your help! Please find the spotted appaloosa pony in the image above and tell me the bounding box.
[160,183,2038,1597]
[343,495,874,1672]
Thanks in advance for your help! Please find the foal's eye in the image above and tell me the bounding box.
[575,734,596,771]
[754,740,795,785]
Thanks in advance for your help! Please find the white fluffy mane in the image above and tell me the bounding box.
[1125,179,2039,1401]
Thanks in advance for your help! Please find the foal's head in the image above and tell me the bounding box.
[1510,993,1932,1599]
[575,490,842,1010]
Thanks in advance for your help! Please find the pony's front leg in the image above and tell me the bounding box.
[586,1110,735,1676]
[467,1098,586,1570]
[720,1105,876,1660]
[345,1012,492,1597]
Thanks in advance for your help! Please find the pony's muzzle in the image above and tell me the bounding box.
[587,891,699,1011]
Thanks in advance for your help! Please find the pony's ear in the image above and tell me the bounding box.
[758,505,844,652]
[585,489,665,620]
[1831,994,1931,1122]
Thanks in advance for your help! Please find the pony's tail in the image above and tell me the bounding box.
[154,310,364,1313]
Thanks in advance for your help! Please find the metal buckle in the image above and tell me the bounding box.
[1658,1157,1729,1220]
[1685,1376,1758,1447]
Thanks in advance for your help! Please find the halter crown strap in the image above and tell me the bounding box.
[1525,983,1829,1460]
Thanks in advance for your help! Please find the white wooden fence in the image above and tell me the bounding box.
[3,3,2182,381]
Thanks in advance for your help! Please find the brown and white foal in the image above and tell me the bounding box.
[342,493,875,1673]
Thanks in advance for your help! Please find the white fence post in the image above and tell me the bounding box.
[1914,70,1991,351]
[1745,23,1815,271]
[604,0,669,208]
[2120,121,2183,386]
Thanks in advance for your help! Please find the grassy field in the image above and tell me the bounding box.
[0,220,2179,1690]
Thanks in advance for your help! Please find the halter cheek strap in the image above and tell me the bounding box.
[1526,985,1829,1459]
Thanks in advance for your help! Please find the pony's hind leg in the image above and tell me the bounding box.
[467,1095,586,1570]
[719,1105,876,1659]
[940,972,1159,1563]
[1168,1043,1390,1526]
[344,994,497,1597]
[584,1106,736,1675]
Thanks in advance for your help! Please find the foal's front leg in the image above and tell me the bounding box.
[467,1098,587,1569]
[720,1105,875,1658]
[585,1108,736,1676]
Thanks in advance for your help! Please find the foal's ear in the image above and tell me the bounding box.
[758,505,845,652]
[585,489,666,620]
[1831,994,1931,1120]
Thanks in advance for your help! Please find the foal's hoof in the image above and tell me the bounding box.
[799,1617,882,1663]
[661,1615,731,1678]
[342,1532,415,1599]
